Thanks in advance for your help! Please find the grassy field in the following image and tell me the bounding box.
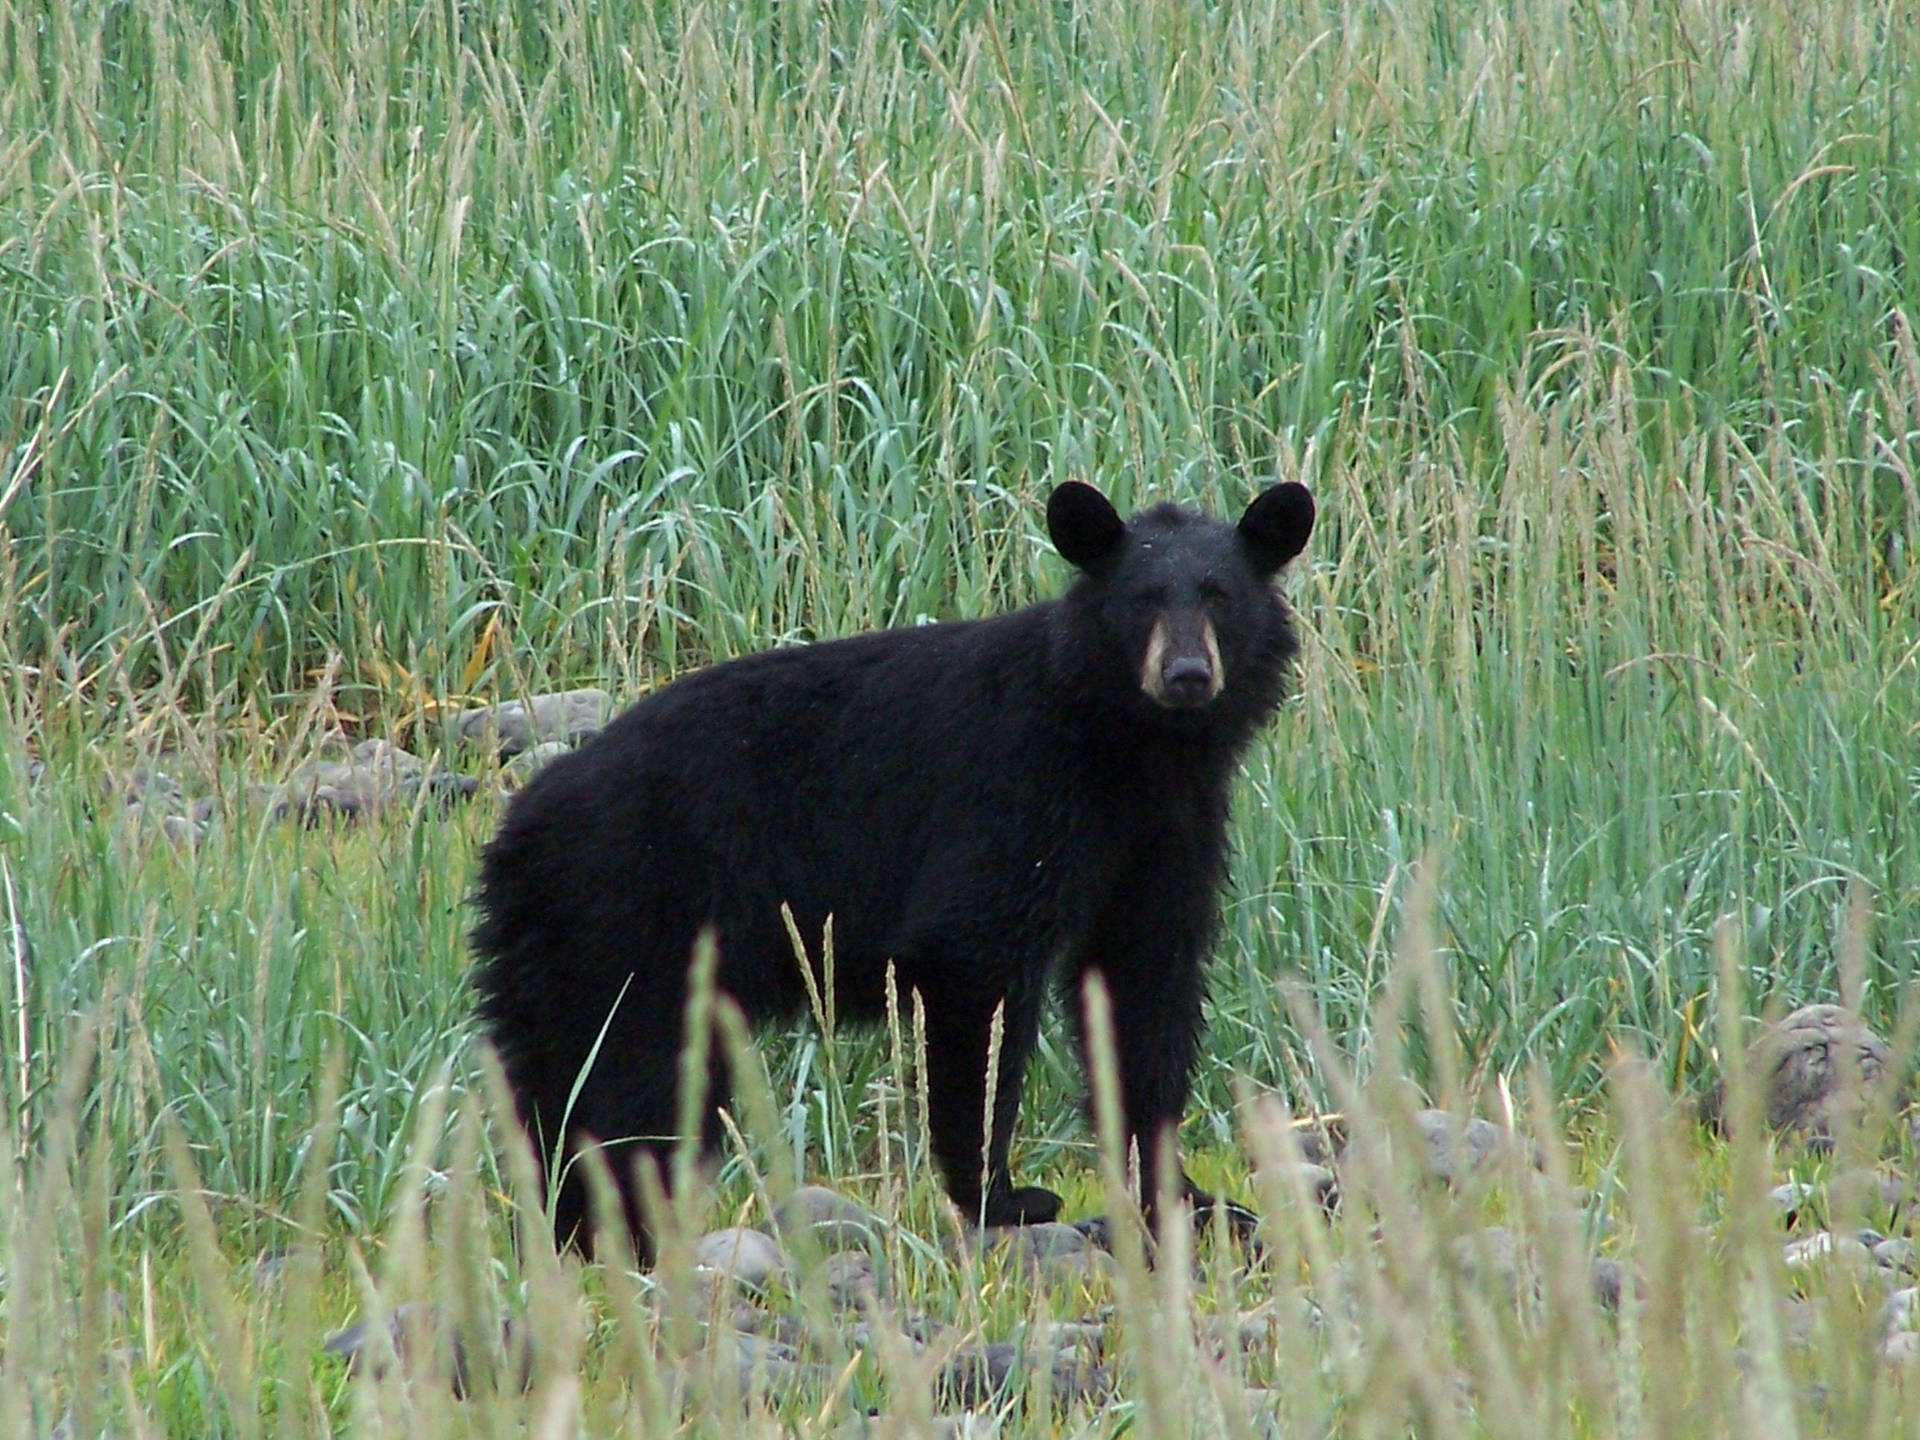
[3,0,1919,1431]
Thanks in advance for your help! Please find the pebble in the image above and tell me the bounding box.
[1770,1181,1818,1220]
[697,1330,827,1397]
[1782,1297,1825,1349]
[849,1312,943,1352]
[1030,1319,1108,1356]
[1238,1388,1291,1440]
[980,1221,1095,1265]
[456,689,612,755]
[1883,1286,1917,1333]
[1271,1160,1340,1215]
[692,1227,792,1291]
[935,1340,1110,1408]
[773,1185,881,1252]
[1229,1295,1325,1353]
[273,740,476,823]
[726,1304,809,1349]
[972,1221,1117,1286]
[108,765,190,812]
[1736,1004,1901,1145]
[500,740,575,789]
[1824,1167,1920,1227]
[323,1301,531,1395]
[110,766,215,842]
[1782,1230,1874,1270]
[821,1249,880,1309]
[1413,1110,1513,1183]
[1590,1258,1630,1312]
[250,1250,289,1288]
[929,1416,998,1440]
[1876,1237,1918,1275]
[1289,1120,1345,1167]
[1448,1225,1528,1299]
[1071,1215,1114,1250]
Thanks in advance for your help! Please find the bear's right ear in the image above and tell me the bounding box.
[1047,482,1127,572]
[1238,482,1315,576]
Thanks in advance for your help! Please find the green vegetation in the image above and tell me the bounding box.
[1,0,1917,1431]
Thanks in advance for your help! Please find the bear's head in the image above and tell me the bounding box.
[1047,479,1314,726]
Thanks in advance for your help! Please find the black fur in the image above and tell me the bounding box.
[471,481,1314,1252]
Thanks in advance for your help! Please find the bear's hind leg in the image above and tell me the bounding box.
[551,1004,734,1260]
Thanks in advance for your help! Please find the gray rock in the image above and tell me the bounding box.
[1272,1161,1340,1215]
[726,1304,809,1350]
[1886,1330,1920,1364]
[500,740,574,790]
[935,1340,1110,1408]
[111,766,216,841]
[773,1185,881,1251]
[1827,1167,1920,1227]
[348,739,427,778]
[821,1249,880,1310]
[109,766,188,813]
[849,1312,943,1352]
[1590,1258,1631,1312]
[1238,1388,1291,1440]
[1228,1296,1324,1353]
[1413,1110,1512,1183]
[700,1330,826,1397]
[1883,1286,1917,1334]
[1290,1120,1345,1167]
[456,689,613,756]
[1770,1181,1818,1220]
[1070,1215,1115,1250]
[1783,1230,1875,1271]
[273,741,477,823]
[1040,1247,1116,1286]
[1876,1238,1918,1275]
[1782,1297,1825,1349]
[323,1301,531,1395]
[1542,1179,1616,1240]
[1448,1225,1528,1299]
[692,1227,792,1291]
[250,1249,289,1288]
[974,1223,1115,1287]
[930,1417,998,1440]
[1733,1004,1902,1144]
[1031,1319,1108,1357]
[981,1222,1094,1264]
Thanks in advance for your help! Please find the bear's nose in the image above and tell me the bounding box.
[1159,656,1215,707]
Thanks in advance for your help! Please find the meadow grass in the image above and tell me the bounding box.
[1,0,1918,1431]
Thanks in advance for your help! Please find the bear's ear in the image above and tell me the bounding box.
[1048,481,1127,572]
[1238,482,1315,576]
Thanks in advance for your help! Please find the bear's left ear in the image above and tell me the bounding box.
[1238,482,1315,576]
[1048,481,1127,572]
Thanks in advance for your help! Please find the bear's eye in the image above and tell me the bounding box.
[1198,578,1229,605]
[1132,587,1169,613]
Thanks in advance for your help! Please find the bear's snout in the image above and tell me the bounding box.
[1160,654,1217,707]
[1140,614,1225,708]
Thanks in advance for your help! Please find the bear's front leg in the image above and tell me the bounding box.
[1070,957,1204,1211]
[918,974,1062,1227]
[1066,872,1256,1243]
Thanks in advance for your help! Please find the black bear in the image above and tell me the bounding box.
[471,479,1315,1253]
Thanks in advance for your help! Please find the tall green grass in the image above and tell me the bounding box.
[4,0,1913,1088]
[1,0,1918,1429]
[7,0,1915,688]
